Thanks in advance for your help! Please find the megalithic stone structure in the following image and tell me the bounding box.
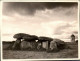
[71,34,75,42]
[38,36,53,51]
[46,41,50,51]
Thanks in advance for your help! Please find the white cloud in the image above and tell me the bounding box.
[2,6,78,42]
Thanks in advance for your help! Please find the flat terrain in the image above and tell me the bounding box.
[3,42,78,59]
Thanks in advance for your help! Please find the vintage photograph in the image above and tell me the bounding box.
[2,2,78,59]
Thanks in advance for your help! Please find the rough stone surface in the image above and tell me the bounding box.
[20,41,37,50]
[50,39,66,51]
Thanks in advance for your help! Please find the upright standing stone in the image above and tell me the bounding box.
[20,41,31,50]
[46,41,48,51]
[12,39,21,50]
[71,34,75,42]
[46,41,50,51]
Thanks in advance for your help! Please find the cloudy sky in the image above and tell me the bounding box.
[2,2,78,42]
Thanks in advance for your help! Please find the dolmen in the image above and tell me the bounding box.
[12,33,69,52]
[12,33,38,50]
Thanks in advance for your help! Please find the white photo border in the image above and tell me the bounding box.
[0,0,79,61]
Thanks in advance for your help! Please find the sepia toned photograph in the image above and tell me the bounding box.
[2,2,78,59]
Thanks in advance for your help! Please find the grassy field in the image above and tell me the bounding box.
[2,42,78,59]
